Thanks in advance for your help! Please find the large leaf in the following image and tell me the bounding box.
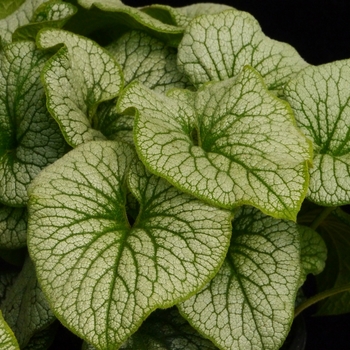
[12,0,77,41]
[0,311,19,350]
[0,40,67,206]
[37,28,123,147]
[0,256,55,348]
[177,9,308,92]
[0,205,27,249]
[27,140,232,349]
[107,30,192,93]
[178,206,301,350]
[118,66,312,221]
[284,59,350,206]
[0,0,49,44]
[119,308,218,350]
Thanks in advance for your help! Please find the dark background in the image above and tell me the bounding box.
[126,0,350,66]
[123,1,350,349]
[51,1,350,349]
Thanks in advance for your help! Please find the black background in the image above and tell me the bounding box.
[51,1,350,349]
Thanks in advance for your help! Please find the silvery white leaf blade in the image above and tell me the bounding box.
[177,9,308,93]
[0,0,49,44]
[118,66,312,221]
[37,28,123,147]
[27,140,232,349]
[178,206,301,350]
[107,30,192,94]
[284,59,350,206]
[0,40,67,206]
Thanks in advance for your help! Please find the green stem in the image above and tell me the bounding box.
[294,283,350,318]
[309,206,337,230]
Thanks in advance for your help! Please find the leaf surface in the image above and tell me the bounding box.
[285,59,350,206]
[0,256,55,348]
[177,9,308,92]
[118,66,312,220]
[310,208,350,315]
[141,3,233,28]
[74,0,183,47]
[0,40,67,206]
[0,0,49,44]
[12,0,77,41]
[107,30,192,93]
[0,0,25,19]
[37,28,123,147]
[298,225,327,285]
[119,308,218,350]
[178,206,301,350]
[27,140,232,349]
[0,205,27,249]
[0,311,19,350]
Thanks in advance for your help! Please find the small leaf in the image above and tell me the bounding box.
[177,9,308,92]
[178,206,301,350]
[0,0,49,44]
[38,28,123,147]
[284,59,350,206]
[0,256,55,348]
[0,205,27,249]
[0,311,20,350]
[119,308,218,350]
[0,40,67,206]
[27,141,232,349]
[298,225,327,285]
[12,0,77,41]
[107,30,192,93]
[118,66,312,221]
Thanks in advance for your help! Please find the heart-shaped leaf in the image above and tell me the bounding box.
[177,9,308,93]
[37,28,123,147]
[118,66,312,221]
[27,140,232,349]
[284,59,350,206]
[107,30,192,93]
[0,40,67,206]
[178,206,301,350]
